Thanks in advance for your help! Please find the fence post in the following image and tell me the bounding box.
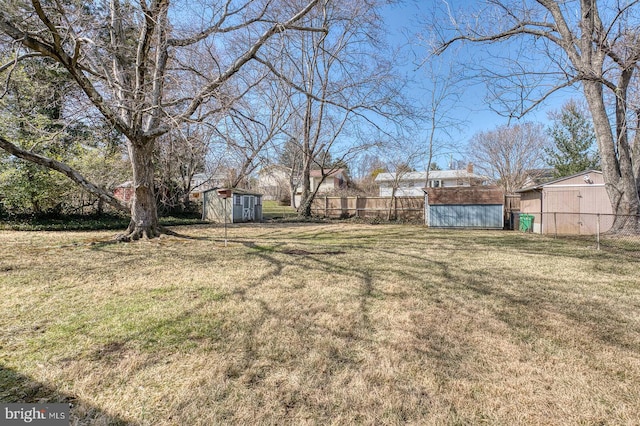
[596,214,600,251]
[394,196,398,220]
[424,193,429,226]
[554,212,557,239]
[325,196,328,218]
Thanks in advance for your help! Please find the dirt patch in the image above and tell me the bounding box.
[90,341,128,362]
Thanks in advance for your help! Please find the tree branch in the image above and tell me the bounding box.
[0,136,129,213]
[160,0,324,134]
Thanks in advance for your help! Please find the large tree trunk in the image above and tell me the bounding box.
[119,140,161,241]
[584,82,640,233]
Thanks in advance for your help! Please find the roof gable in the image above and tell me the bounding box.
[516,170,603,192]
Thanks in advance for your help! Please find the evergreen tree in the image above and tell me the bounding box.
[0,58,128,215]
[0,58,75,214]
[545,100,599,178]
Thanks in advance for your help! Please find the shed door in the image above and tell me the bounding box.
[243,196,254,221]
[544,190,579,234]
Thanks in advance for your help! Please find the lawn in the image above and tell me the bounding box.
[1,223,639,425]
[261,200,298,220]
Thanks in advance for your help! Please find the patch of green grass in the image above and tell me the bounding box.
[261,200,298,219]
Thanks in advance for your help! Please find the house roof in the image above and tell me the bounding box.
[374,170,488,182]
[516,170,603,193]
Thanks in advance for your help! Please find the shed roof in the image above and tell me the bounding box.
[516,170,602,193]
[203,187,263,196]
[425,186,504,205]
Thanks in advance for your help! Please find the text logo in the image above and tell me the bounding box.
[1,404,68,426]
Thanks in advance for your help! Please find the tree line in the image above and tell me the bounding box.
[1,0,639,236]
[0,0,406,239]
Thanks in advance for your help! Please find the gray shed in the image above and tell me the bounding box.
[202,188,263,223]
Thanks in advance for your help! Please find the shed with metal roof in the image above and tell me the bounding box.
[202,188,263,223]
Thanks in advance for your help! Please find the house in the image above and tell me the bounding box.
[189,172,227,201]
[256,165,292,201]
[309,168,348,193]
[294,168,349,205]
[375,164,489,197]
[202,188,263,223]
[516,170,612,234]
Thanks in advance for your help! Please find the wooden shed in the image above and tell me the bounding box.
[202,188,263,223]
[424,186,504,228]
[516,170,612,234]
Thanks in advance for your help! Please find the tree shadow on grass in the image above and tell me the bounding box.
[0,364,137,425]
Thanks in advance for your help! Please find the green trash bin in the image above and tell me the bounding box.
[519,214,534,232]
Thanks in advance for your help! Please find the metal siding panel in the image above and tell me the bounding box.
[429,205,503,228]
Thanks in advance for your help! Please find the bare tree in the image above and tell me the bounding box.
[350,153,386,196]
[276,138,304,207]
[468,122,549,194]
[0,0,322,239]
[374,136,428,220]
[431,0,640,231]
[213,71,293,189]
[259,0,407,217]
[154,124,210,213]
[419,59,465,188]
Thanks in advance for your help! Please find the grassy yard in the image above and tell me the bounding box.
[1,223,639,425]
[261,200,298,219]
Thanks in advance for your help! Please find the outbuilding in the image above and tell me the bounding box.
[202,188,263,223]
[516,170,612,235]
[424,186,505,229]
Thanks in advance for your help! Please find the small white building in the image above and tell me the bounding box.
[202,188,263,223]
[375,166,489,197]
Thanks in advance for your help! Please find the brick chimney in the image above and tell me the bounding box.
[466,162,474,174]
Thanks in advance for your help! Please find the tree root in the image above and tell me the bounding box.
[115,224,167,242]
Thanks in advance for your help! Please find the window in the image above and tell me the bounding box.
[234,195,242,205]
[429,180,441,188]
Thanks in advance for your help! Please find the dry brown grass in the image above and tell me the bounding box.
[1,223,639,425]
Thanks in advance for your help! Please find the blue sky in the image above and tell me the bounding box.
[380,1,578,168]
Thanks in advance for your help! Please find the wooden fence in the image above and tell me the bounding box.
[311,190,516,226]
[310,196,424,221]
